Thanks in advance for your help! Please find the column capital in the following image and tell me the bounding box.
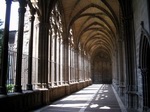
[18,5,26,14]
[5,0,12,4]
[18,1,27,13]
[81,50,85,57]
[29,8,36,16]
[73,47,79,53]
[62,38,69,44]
[29,14,35,22]
[18,0,27,6]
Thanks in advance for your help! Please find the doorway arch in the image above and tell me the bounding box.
[139,24,150,111]
[92,52,112,84]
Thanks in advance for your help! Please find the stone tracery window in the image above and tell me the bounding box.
[48,5,63,86]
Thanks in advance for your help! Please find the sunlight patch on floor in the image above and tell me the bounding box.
[90,104,99,108]
[50,103,89,108]
[100,106,111,109]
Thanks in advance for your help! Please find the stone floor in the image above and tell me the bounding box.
[33,84,127,112]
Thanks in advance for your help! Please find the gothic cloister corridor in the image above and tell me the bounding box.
[33,84,126,112]
[0,0,150,112]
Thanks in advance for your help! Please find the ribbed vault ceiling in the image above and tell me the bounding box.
[60,0,120,59]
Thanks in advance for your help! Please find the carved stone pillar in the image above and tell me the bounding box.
[0,0,12,94]
[116,49,119,88]
[112,51,118,87]
[51,26,55,87]
[56,32,60,86]
[60,39,63,85]
[141,68,149,111]
[58,38,61,85]
[27,8,35,90]
[69,47,72,83]
[33,21,40,89]
[78,50,82,81]
[81,50,85,81]
[14,1,27,93]
[74,48,79,82]
[88,58,91,80]
[71,47,75,82]
[121,1,137,108]
[85,55,89,80]
[38,22,49,88]
[71,48,75,82]
[123,17,137,109]
[54,28,57,86]
[62,39,69,84]
[35,0,57,88]
[118,39,125,96]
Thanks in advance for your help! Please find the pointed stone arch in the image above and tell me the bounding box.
[139,22,150,111]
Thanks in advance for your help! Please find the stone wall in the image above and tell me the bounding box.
[132,0,150,111]
[0,80,92,112]
[92,52,112,84]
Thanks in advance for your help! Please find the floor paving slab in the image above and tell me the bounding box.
[33,84,127,112]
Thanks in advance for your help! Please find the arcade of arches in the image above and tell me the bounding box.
[0,0,150,112]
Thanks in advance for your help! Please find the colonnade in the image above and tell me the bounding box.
[0,0,91,95]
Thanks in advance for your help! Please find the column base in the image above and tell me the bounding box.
[27,84,33,90]
[0,86,7,95]
[14,85,22,93]
[143,106,150,112]
[119,85,125,96]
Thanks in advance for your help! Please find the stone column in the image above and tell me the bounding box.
[14,1,27,93]
[0,0,12,94]
[60,41,63,84]
[141,68,149,111]
[118,39,125,96]
[58,37,61,85]
[74,48,79,82]
[121,1,137,108]
[88,57,91,80]
[72,48,75,82]
[123,20,137,109]
[87,56,89,80]
[51,27,55,87]
[48,25,52,87]
[112,54,117,85]
[69,47,72,82]
[68,45,71,84]
[36,0,57,88]
[38,22,49,88]
[116,49,119,89]
[78,50,82,81]
[54,29,57,86]
[63,39,69,84]
[84,57,87,81]
[33,21,40,88]
[81,50,85,81]
[56,32,60,85]
[27,8,35,90]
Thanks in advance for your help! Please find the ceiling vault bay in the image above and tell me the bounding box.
[59,0,120,60]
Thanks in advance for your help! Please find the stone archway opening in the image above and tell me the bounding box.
[147,45,150,107]
[145,42,150,109]
[139,35,150,110]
